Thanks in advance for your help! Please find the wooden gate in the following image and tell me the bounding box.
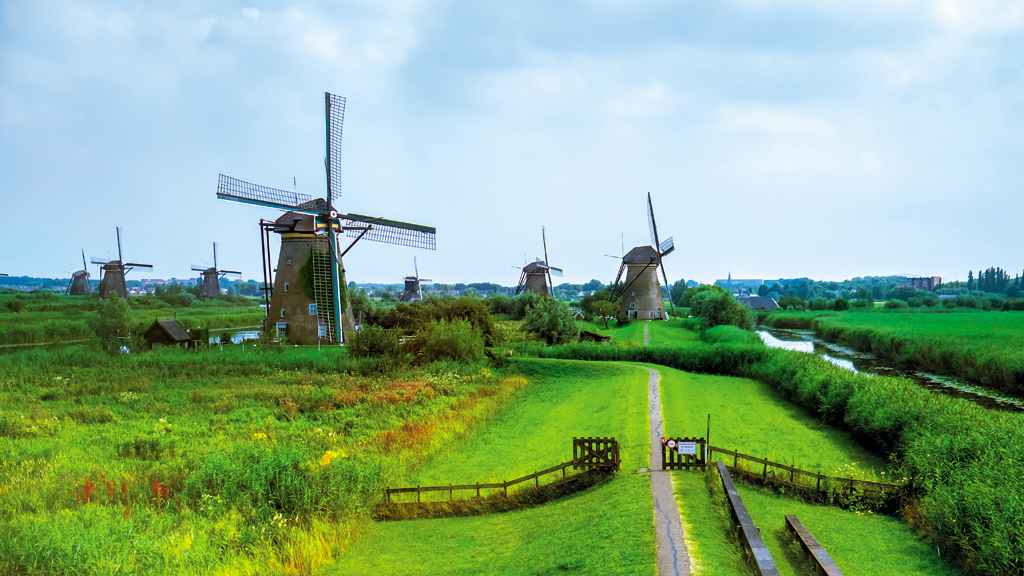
[662,436,706,471]
[573,437,621,471]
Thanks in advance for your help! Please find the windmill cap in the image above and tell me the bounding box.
[274,211,317,232]
[523,261,546,273]
[624,245,660,264]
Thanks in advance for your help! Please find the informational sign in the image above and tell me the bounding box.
[677,442,697,455]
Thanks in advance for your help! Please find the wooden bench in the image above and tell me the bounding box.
[785,515,843,575]
[716,462,780,576]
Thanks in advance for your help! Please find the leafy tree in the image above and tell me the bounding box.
[689,290,752,331]
[832,297,850,311]
[670,279,688,307]
[679,284,728,308]
[521,298,579,345]
[591,300,619,329]
[582,279,605,292]
[88,296,131,355]
[757,284,771,297]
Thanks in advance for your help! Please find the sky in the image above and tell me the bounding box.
[2,0,1023,287]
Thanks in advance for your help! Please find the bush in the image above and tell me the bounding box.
[88,296,131,356]
[851,298,873,308]
[406,319,484,363]
[346,325,403,359]
[689,290,753,331]
[807,297,828,311]
[906,297,923,308]
[884,299,909,309]
[521,298,579,345]
[832,298,850,311]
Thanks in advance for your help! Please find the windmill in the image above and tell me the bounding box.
[216,92,436,344]
[608,193,675,320]
[66,250,91,295]
[399,256,431,302]
[91,228,153,299]
[192,242,241,300]
[514,226,563,297]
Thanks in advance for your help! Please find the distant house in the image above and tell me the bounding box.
[899,276,941,291]
[143,319,195,349]
[737,296,780,310]
[714,273,764,291]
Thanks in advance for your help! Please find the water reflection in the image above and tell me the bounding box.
[209,328,261,344]
[757,328,1024,412]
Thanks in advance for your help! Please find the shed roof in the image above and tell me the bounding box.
[148,319,191,342]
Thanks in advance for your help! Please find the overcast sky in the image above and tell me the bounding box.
[3,1,1023,287]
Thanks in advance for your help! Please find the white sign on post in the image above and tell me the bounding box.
[677,442,697,455]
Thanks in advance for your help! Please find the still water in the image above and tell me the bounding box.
[757,327,1024,412]
[208,326,261,344]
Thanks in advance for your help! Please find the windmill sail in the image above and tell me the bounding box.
[217,174,313,212]
[343,214,436,250]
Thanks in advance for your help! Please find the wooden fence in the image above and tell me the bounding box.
[661,436,707,471]
[707,445,900,506]
[384,437,620,508]
[716,462,780,576]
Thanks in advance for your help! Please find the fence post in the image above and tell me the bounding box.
[763,461,767,480]
[535,473,539,488]
[476,482,480,499]
[449,484,453,501]
[417,485,420,503]
[734,449,738,468]
[504,481,507,497]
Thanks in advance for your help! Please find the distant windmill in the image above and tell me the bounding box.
[0,273,8,277]
[91,228,153,299]
[216,92,436,344]
[399,257,431,302]
[66,250,91,295]
[514,227,563,297]
[608,193,675,320]
[192,243,241,300]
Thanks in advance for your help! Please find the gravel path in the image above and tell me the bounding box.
[647,362,690,575]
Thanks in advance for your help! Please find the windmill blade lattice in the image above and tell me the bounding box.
[218,174,313,212]
[326,93,346,201]
[343,214,436,250]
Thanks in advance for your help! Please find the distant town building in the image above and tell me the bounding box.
[714,273,764,290]
[737,296,780,310]
[899,276,941,291]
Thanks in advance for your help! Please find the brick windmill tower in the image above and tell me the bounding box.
[91,228,152,299]
[514,227,563,297]
[192,243,241,300]
[216,93,436,344]
[609,193,675,320]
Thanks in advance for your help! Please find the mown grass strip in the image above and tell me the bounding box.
[321,358,656,576]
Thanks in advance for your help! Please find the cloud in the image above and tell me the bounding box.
[719,106,837,138]
[241,7,261,21]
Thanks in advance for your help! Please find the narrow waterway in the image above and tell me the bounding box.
[758,327,1024,412]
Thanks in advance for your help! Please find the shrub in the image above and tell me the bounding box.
[884,299,909,309]
[88,296,131,355]
[832,297,850,311]
[689,290,753,331]
[851,298,873,308]
[347,325,403,359]
[406,319,484,363]
[521,298,579,345]
[906,297,922,308]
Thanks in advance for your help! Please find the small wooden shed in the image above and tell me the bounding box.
[579,330,611,344]
[143,319,194,349]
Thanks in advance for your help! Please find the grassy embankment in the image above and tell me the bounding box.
[655,364,959,575]
[0,293,263,346]
[0,344,528,575]
[526,337,1022,575]
[764,308,1024,398]
[321,358,656,576]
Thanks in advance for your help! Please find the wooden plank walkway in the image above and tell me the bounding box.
[716,462,779,576]
[785,515,843,576]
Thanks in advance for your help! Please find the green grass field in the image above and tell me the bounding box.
[654,364,962,575]
[322,358,656,576]
[0,345,526,575]
[765,308,1024,397]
